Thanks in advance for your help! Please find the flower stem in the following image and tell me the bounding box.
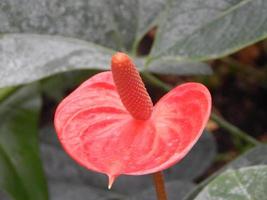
[152,171,168,200]
[210,113,260,146]
[142,72,172,91]
[142,71,260,146]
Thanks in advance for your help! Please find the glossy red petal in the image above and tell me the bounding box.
[127,82,212,175]
[54,73,211,180]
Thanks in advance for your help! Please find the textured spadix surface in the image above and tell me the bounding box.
[54,71,211,181]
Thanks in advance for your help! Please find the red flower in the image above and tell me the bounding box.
[54,52,211,188]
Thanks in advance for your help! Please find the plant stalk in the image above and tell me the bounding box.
[211,113,260,146]
[152,171,168,200]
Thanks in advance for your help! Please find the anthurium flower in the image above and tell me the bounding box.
[54,52,211,188]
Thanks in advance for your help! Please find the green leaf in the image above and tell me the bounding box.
[40,70,98,102]
[132,0,166,51]
[194,165,267,200]
[0,34,114,87]
[0,0,118,49]
[136,57,212,75]
[0,85,48,200]
[145,58,212,75]
[0,0,165,52]
[0,34,212,88]
[0,190,10,200]
[129,180,195,200]
[0,87,17,102]
[184,145,267,200]
[6,0,262,87]
[151,0,267,61]
[164,131,216,181]
[104,0,166,51]
[49,182,125,200]
[0,0,217,87]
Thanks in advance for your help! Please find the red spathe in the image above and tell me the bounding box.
[54,71,211,187]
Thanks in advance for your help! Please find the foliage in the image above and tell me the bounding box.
[0,0,266,199]
[0,86,48,200]
[194,165,267,200]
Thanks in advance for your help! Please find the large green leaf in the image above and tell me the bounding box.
[0,34,114,87]
[1,0,266,87]
[0,0,117,49]
[144,58,212,75]
[184,145,267,200]
[164,131,216,181]
[0,0,165,51]
[0,0,213,88]
[151,0,267,61]
[0,85,48,200]
[131,0,165,50]
[194,165,267,200]
[105,0,166,51]
[0,34,211,88]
